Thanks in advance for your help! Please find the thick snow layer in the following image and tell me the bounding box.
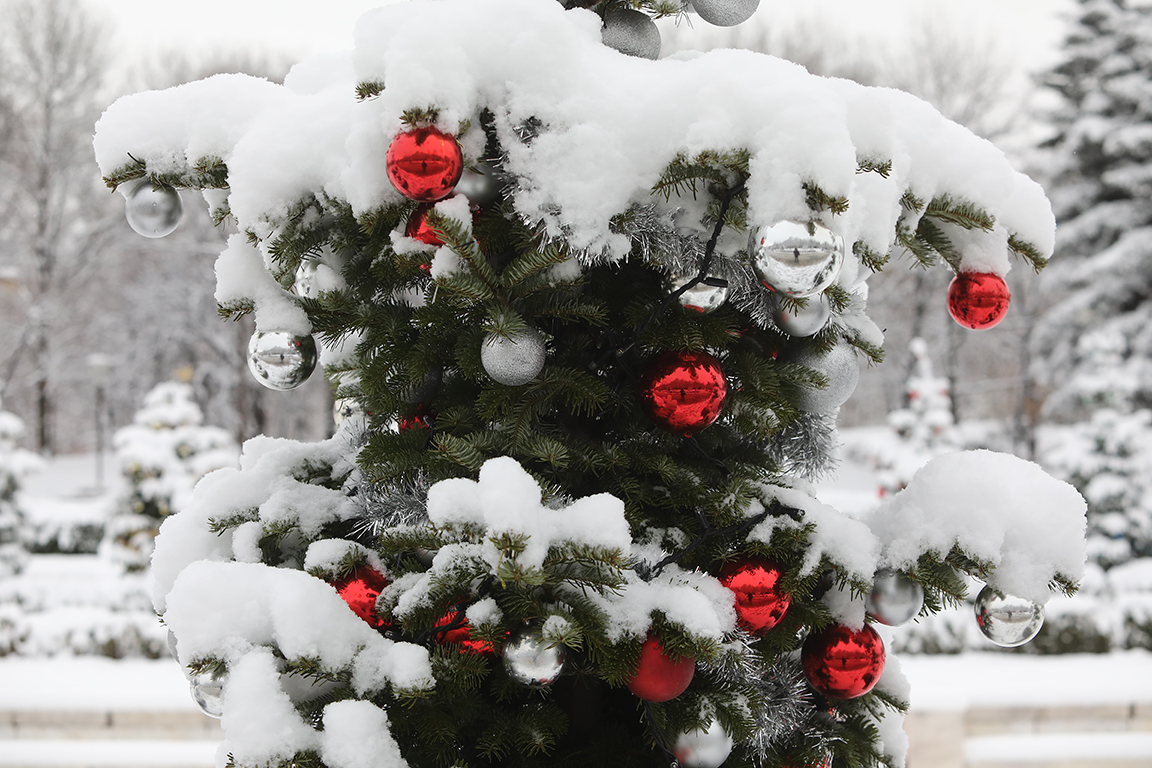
[321,700,409,768]
[866,451,1087,604]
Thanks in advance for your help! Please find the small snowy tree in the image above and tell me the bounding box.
[94,2,1086,767]
[0,396,42,576]
[102,381,237,571]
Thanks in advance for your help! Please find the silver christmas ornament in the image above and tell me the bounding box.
[601,9,661,60]
[293,258,321,298]
[481,328,546,386]
[503,626,566,687]
[456,164,502,207]
[125,180,183,238]
[691,0,760,27]
[674,718,734,768]
[672,274,728,314]
[866,569,924,627]
[333,398,364,426]
[792,339,859,413]
[771,293,830,337]
[247,331,318,391]
[974,585,1044,648]
[749,220,844,298]
[189,671,224,718]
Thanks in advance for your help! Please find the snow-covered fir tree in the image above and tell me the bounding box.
[102,381,237,571]
[1031,0,1152,570]
[94,2,1086,767]
[0,397,43,577]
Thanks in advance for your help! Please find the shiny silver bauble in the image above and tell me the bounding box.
[125,180,183,238]
[672,274,729,314]
[771,293,831,337]
[749,220,844,298]
[503,626,566,687]
[866,569,924,627]
[974,585,1044,648]
[247,331,318,391]
[189,671,224,719]
[674,718,734,768]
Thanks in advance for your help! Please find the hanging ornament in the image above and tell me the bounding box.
[749,220,844,298]
[189,671,224,719]
[973,585,1044,647]
[398,403,433,432]
[626,633,695,702]
[247,331,318,391]
[456,164,502,208]
[638,350,727,435]
[771,293,831,337]
[293,258,321,298]
[801,624,885,699]
[718,557,791,635]
[333,398,364,426]
[124,180,183,238]
[481,328,546,386]
[332,566,390,630]
[672,274,729,314]
[436,610,500,657]
[947,272,1010,330]
[674,718,734,768]
[691,0,760,27]
[386,126,464,202]
[405,204,443,247]
[792,339,859,413]
[502,625,566,687]
[601,9,661,60]
[865,569,924,627]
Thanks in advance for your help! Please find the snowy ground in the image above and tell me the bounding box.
[2,451,1151,767]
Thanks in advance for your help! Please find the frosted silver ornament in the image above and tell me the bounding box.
[792,339,859,413]
[601,9,661,60]
[247,331,318,391]
[503,626,566,686]
[456,164,502,207]
[866,569,924,627]
[125,180,183,238]
[771,293,830,337]
[674,718,734,768]
[481,328,546,386]
[672,274,729,314]
[974,585,1044,648]
[749,220,844,298]
[691,0,760,27]
[189,671,224,719]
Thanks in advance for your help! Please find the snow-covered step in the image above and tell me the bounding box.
[966,732,1152,767]
[0,739,217,768]
[0,710,220,741]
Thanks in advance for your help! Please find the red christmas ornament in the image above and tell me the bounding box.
[638,350,727,435]
[719,557,791,635]
[626,633,695,702]
[386,126,463,202]
[801,623,886,699]
[947,272,1010,330]
[405,204,443,247]
[398,404,432,432]
[332,566,390,630]
[435,610,500,657]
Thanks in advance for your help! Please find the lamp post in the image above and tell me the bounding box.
[86,353,113,493]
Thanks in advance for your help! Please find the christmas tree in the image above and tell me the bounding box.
[102,381,238,572]
[94,2,1087,767]
[1031,0,1152,571]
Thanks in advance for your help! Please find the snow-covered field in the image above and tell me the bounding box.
[2,452,1150,767]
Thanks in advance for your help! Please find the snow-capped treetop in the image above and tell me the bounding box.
[132,381,205,429]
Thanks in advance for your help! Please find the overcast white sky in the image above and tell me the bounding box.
[85,0,1074,77]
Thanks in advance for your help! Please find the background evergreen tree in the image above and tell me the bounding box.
[0,396,42,577]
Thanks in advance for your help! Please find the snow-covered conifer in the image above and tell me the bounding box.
[0,397,43,577]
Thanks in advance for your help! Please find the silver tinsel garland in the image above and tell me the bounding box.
[764,412,840,481]
[351,473,433,541]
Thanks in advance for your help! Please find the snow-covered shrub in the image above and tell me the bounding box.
[0,399,44,575]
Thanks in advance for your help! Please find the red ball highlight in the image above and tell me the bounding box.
[947,272,1010,330]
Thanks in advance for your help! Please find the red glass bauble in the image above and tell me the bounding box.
[333,566,390,630]
[638,350,728,435]
[801,623,886,699]
[386,127,463,202]
[947,272,1010,330]
[435,610,500,657]
[626,633,695,702]
[719,557,791,635]
[405,204,443,247]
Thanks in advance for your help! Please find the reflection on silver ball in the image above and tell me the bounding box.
[674,718,734,768]
[974,585,1044,648]
[749,220,844,298]
[293,259,320,298]
[125,180,183,238]
[602,9,661,60]
[772,293,830,337]
[481,329,546,386]
[503,626,566,687]
[672,274,728,314]
[189,671,224,719]
[792,339,859,413]
[691,0,760,27]
[456,164,502,207]
[247,331,318,391]
[866,569,924,627]
[333,398,364,426]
